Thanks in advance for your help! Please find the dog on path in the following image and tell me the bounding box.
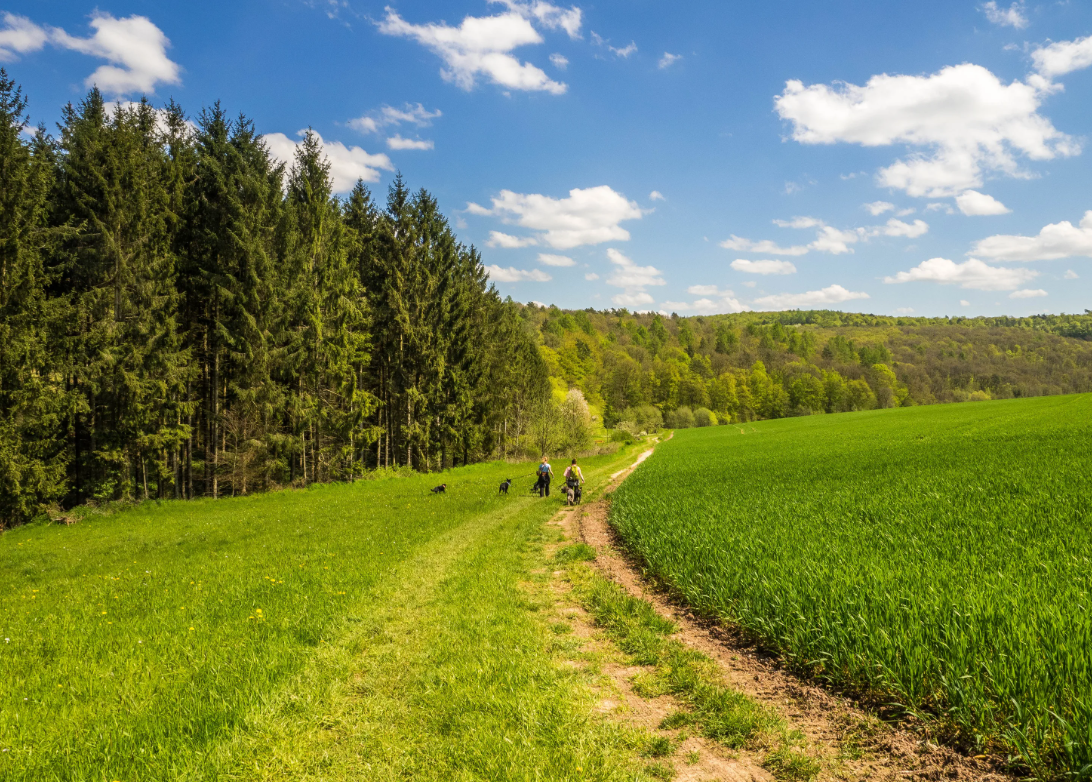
[565,484,576,506]
[499,479,512,495]
[430,484,446,494]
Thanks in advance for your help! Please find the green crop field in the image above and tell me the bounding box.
[0,448,664,782]
[610,395,1092,780]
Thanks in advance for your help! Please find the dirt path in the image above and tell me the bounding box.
[548,443,1011,782]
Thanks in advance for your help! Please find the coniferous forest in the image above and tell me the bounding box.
[0,74,552,526]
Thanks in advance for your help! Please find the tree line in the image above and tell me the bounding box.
[529,306,1092,428]
[0,74,554,526]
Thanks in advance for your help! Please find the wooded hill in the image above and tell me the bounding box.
[525,306,1092,429]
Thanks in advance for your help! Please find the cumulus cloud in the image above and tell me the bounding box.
[753,284,870,311]
[485,265,552,282]
[772,216,823,229]
[491,0,583,39]
[734,216,927,257]
[612,291,654,308]
[730,259,797,275]
[971,210,1092,261]
[658,52,681,69]
[265,131,394,193]
[610,41,637,58]
[1031,35,1092,80]
[926,202,956,215]
[48,12,180,95]
[955,190,1010,216]
[882,257,1037,290]
[0,13,47,61]
[981,2,1028,29]
[863,201,895,216]
[775,63,1078,198]
[377,8,566,94]
[549,52,568,69]
[961,300,971,306]
[348,103,441,134]
[584,272,599,281]
[1009,288,1047,299]
[649,190,665,201]
[468,185,643,249]
[606,247,665,289]
[720,235,810,256]
[386,134,434,150]
[1065,269,1079,280]
[660,294,749,315]
[537,253,575,267]
[895,307,915,314]
[487,231,538,248]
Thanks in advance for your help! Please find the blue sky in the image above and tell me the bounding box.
[3,1,1092,317]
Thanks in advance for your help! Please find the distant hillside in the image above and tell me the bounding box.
[520,306,1092,424]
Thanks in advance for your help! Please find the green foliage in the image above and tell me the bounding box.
[611,395,1092,780]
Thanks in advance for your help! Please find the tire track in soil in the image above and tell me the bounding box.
[548,442,1012,782]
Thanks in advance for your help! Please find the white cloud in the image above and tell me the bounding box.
[377,8,566,94]
[0,13,47,61]
[1009,288,1047,299]
[584,272,599,281]
[537,253,575,267]
[612,291,653,308]
[863,201,895,216]
[469,186,643,249]
[610,41,637,58]
[773,216,823,229]
[926,202,956,215]
[1064,269,1079,280]
[264,131,394,192]
[879,218,929,238]
[753,284,869,311]
[491,0,583,39]
[981,2,1028,29]
[971,210,1092,261]
[485,265,552,282]
[386,134,434,150]
[349,103,441,134]
[661,295,749,315]
[810,225,862,254]
[731,259,797,275]
[658,52,681,69]
[1031,35,1092,80]
[956,190,1010,216]
[720,235,810,256]
[649,190,665,201]
[895,307,915,314]
[960,299,971,306]
[606,247,665,290]
[775,63,1078,197]
[487,231,539,248]
[50,12,181,95]
[687,284,721,296]
[549,52,568,69]
[882,257,1038,290]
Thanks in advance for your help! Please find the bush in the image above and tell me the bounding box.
[619,404,663,433]
[664,406,695,429]
[693,407,718,427]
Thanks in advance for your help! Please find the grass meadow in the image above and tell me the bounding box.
[0,447,667,782]
[610,394,1092,780]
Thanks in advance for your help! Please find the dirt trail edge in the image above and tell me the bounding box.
[548,441,1011,782]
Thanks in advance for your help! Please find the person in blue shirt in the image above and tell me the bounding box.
[536,456,554,497]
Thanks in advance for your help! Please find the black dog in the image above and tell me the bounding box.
[499,479,512,495]
[430,484,446,494]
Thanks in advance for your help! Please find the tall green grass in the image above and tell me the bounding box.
[610,395,1092,780]
[0,453,639,781]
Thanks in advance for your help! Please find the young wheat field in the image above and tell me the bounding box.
[611,394,1092,780]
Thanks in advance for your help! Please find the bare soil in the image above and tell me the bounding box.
[545,444,1011,782]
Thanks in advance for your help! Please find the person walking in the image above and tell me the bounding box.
[536,456,554,497]
[564,458,585,503]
